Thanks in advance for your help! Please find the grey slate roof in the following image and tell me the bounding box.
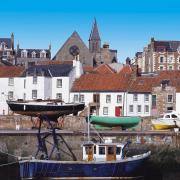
[89,19,101,41]
[153,40,180,52]
[23,64,73,77]
[17,49,51,58]
[0,38,11,49]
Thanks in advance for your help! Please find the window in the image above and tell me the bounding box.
[129,105,133,113]
[8,78,14,86]
[21,50,27,58]
[80,95,84,102]
[168,56,173,63]
[159,66,164,71]
[74,95,79,102]
[168,66,173,70]
[8,91,13,100]
[172,114,177,118]
[24,79,26,89]
[145,105,149,113]
[117,95,122,103]
[107,146,114,155]
[57,79,62,88]
[103,107,108,115]
[144,94,149,102]
[32,52,36,58]
[33,76,37,84]
[40,51,46,58]
[133,94,138,102]
[160,57,164,63]
[56,93,62,100]
[99,146,105,155]
[32,90,37,99]
[165,115,170,118]
[93,94,100,103]
[106,95,111,103]
[152,95,156,108]
[116,147,121,154]
[137,105,141,113]
[178,57,180,63]
[167,95,173,103]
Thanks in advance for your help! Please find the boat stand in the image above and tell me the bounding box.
[35,115,77,160]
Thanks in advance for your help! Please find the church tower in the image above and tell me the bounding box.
[89,19,101,53]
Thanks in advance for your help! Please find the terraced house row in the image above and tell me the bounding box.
[1,59,180,117]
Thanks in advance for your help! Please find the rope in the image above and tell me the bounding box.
[0,149,20,159]
[0,161,19,167]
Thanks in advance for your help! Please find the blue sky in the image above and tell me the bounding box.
[1,0,180,62]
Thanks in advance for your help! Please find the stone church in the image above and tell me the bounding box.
[53,19,117,67]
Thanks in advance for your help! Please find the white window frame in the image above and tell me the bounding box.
[117,95,122,103]
[33,76,37,84]
[40,50,46,58]
[8,78,14,86]
[32,51,36,58]
[129,105,133,113]
[74,94,79,103]
[80,94,84,103]
[21,50,27,58]
[32,90,37,99]
[133,94,138,102]
[8,91,13,100]
[137,105,141,113]
[103,107,108,115]
[144,94,149,102]
[56,79,62,88]
[145,105,149,113]
[106,95,111,103]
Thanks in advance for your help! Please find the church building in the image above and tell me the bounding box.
[53,19,117,67]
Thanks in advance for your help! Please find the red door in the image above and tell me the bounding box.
[115,106,122,117]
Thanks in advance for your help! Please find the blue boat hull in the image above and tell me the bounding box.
[19,153,150,179]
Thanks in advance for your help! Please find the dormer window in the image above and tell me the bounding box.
[31,51,36,58]
[40,50,46,58]
[0,42,6,50]
[21,50,27,58]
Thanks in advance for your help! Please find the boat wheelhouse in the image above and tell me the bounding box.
[151,111,180,130]
[82,139,125,162]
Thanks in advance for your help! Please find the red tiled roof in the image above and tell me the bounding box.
[83,66,94,73]
[94,64,115,74]
[71,73,130,92]
[119,65,132,75]
[129,70,180,93]
[0,66,25,77]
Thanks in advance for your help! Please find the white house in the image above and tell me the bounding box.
[0,59,83,115]
[70,65,152,117]
[0,66,25,115]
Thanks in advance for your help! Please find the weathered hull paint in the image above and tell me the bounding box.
[20,152,150,179]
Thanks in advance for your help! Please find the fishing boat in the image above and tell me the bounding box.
[88,115,140,129]
[7,100,85,120]
[19,139,151,179]
[151,111,180,130]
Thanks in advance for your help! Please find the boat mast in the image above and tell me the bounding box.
[87,104,90,142]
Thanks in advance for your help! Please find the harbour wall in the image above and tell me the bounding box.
[0,115,180,179]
